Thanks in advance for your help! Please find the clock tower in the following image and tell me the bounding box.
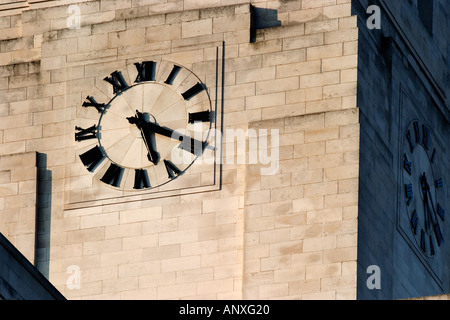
[354,0,450,299]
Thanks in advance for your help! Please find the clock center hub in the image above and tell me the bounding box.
[413,145,434,203]
[128,112,157,138]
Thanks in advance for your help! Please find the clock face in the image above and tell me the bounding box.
[75,60,213,191]
[402,120,446,257]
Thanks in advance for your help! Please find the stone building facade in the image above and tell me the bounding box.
[354,0,450,300]
[0,0,447,300]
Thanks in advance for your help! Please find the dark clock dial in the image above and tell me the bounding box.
[402,120,445,257]
[75,60,213,191]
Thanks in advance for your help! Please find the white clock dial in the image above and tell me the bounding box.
[75,60,213,191]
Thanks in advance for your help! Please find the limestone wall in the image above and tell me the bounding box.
[0,0,359,299]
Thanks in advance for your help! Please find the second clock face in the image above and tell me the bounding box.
[402,120,445,257]
[75,60,213,191]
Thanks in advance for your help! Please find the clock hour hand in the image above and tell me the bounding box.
[127,112,161,165]
[424,186,443,246]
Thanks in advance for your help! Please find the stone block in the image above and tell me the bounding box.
[324,28,358,44]
[256,77,299,95]
[302,0,336,9]
[161,255,201,272]
[239,39,282,57]
[246,92,285,110]
[304,127,339,143]
[304,181,338,197]
[125,14,165,29]
[283,33,323,51]
[322,54,358,72]
[305,19,339,35]
[323,82,357,99]
[213,13,250,34]
[80,212,119,229]
[300,71,340,89]
[41,38,78,58]
[276,60,321,79]
[182,18,212,38]
[108,28,146,48]
[323,3,352,19]
[307,43,342,61]
[4,125,42,142]
[303,235,337,253]
[293,196,324,212]
[146,23,182,42]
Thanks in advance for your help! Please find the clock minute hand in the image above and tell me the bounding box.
[140,127,161,165]
[422,193,430,233]
[127,113,161,165]
[421,173,432,232]
[426,188,439,224]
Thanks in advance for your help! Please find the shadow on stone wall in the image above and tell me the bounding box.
[250,6,282,42]
[35,152,52,279]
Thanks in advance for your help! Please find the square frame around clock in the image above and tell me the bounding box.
[395,86,449,291]
[65,45,225,210]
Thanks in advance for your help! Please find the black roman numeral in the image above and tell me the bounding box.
[182,83,205,101]
[405,184,413,206]
[79,145,105,172]
[434,223,443,247]
[164,65,181,85]
[104,71,129,94]
[413,121,420,143]
[406,130,414,153]
[410,210,418,234]
[422,125,429,150]
[430,235,435,256]
[189,111,211,124]
[100,163,123,187]
[134,61,156,83]
[164,159,183,179]
[82,96,105,113]
[403,154,412,175]
[431,148,437,163]
[75,125,97,142]
[435,178,444,188]
[178,137,207,156]
[420,229,426,252]
[134,169,150,190]
[437,204,445,221]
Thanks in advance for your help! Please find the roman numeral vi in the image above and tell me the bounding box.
[100,163,123,188]
[134,169,150,190]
